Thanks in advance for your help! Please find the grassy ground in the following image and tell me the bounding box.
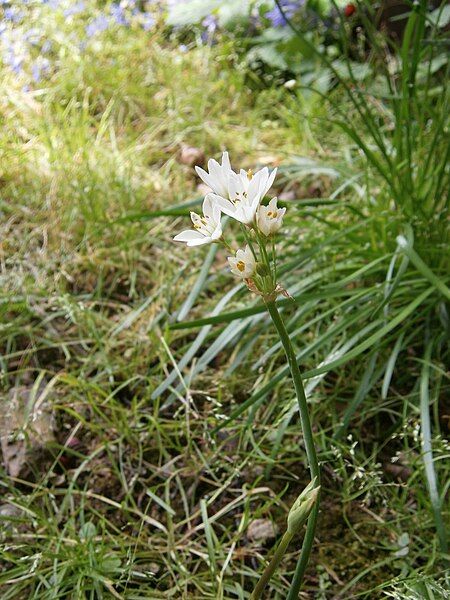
[1,6,449,600]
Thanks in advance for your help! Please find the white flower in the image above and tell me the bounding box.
[195,151,234,198]
[211,166,277,226]
[257,197,286,236]
[173,196,222,247]
[227,245,256,279]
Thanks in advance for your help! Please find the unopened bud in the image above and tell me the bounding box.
[287,478,320,535]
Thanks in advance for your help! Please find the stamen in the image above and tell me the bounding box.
[237,261,246,272]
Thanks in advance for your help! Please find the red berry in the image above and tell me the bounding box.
[344,3,356,17]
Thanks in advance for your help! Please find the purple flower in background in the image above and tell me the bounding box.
[86,14,109,37]
[64,1,85,17]
[43,0,61,8]
[202,14,217,33]
[31,62,42,82]
[23,28,42,45]
[4,7,24,22]
[110,3,128,26]
[266,0,304,27]
[41,39,52,53]
[141,13,155,31]
[201,14,217,43]
[4,47,23,74]
[31,57,50,82]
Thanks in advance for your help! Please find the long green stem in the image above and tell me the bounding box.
[265,301,321,597]
[250,531,294,600]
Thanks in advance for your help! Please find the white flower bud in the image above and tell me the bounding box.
[227,245,256,279]
[257,197,285,236]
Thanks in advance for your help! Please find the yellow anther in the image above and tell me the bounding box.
[247,169,253,180]
[237,261,246,272]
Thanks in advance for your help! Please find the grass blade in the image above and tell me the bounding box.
[397,235,450,301]
[212,287,434,433]
[420,340,448,553]
[176,243,219,322]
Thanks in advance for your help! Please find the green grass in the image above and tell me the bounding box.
[1,3,449,599]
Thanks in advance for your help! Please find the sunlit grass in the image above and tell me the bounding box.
[1,2,448,598]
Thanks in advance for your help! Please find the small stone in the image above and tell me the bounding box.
[179,145,204,167]
[247,518,277,543]
[278,189,296,201]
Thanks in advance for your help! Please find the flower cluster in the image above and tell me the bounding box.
[174,152,287,299]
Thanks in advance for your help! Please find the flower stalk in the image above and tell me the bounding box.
[250,479,320,599]
[174,151,321,594]
[265,301,321,598]
[250,530,294,600]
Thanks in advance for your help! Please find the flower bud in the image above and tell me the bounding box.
[286,478,320,535]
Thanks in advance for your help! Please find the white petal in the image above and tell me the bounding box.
[235,248,246,261]
[174,230,204,242]
[212,202,221,222]
[211,222,222,241]
[268,196,278,210]
[247,171,263,199]
[187,236,212,247]
[228,174,241,199]
[208,159,222,181]
[202,195,214,217]
[243,205,256,224]
[195,166,216,191]
[215,197,238,219]
[244,245,254,263]
[231,206,247,224]
[221,151,231,171]
[262,168,277,196]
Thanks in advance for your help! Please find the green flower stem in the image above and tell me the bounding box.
[271,238,277,282]
[250,530,294,600]
[241,226,259,261]
[255,232,275,291]
[265,301,321,597]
